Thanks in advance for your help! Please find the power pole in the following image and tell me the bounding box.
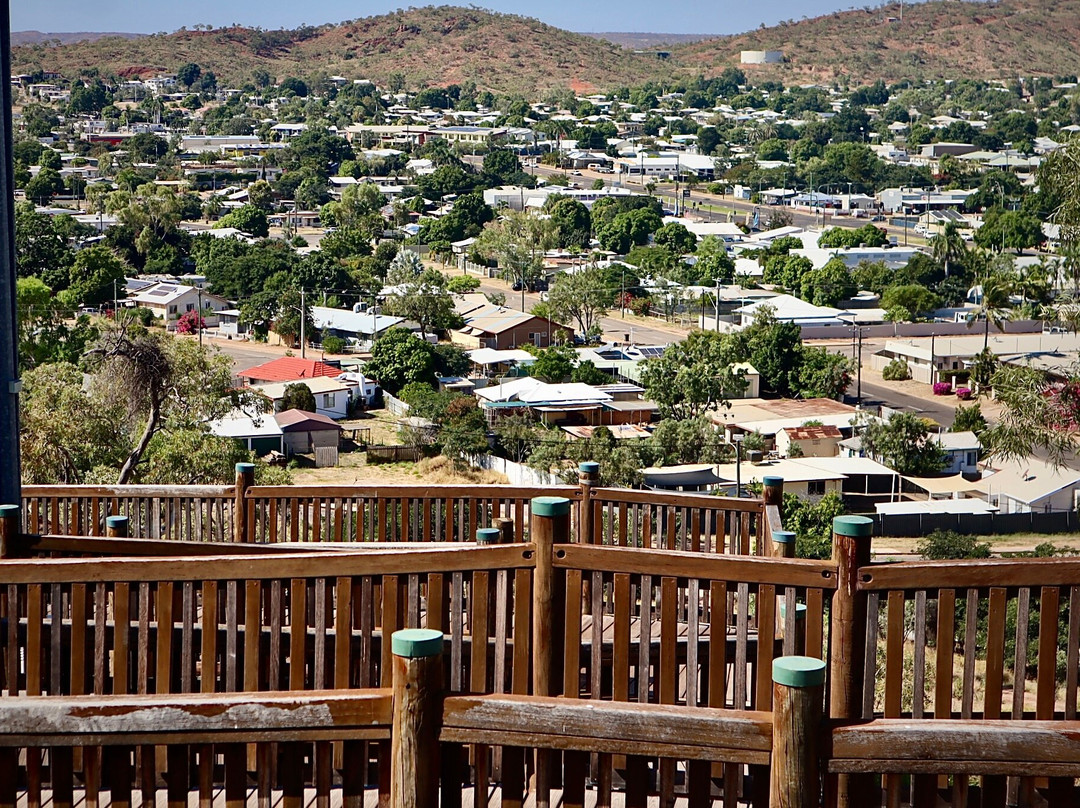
[197,289,203,347]
[856,327,863,406]
[300,288,306,359]
[0,3,22,503]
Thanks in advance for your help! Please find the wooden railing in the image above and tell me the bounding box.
[20,465,780,553]
[5,489,1080,806]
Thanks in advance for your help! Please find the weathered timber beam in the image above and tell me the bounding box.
[441,693,772,763]
[0,690,393,747]
[829,718,1080,776]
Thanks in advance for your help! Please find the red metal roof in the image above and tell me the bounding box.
[238,357,341,383]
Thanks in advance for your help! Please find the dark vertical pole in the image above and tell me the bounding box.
[0,3,21,503]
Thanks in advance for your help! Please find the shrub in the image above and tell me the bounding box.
[917,529,991,560]
[955,387,973,400]
[322,335,345,355]
[882,359,911,381]
[932,381,952,396]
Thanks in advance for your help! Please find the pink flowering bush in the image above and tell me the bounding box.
[933,382,952,396]
[955,387,973,400]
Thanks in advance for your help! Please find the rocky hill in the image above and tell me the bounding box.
[13,1,1080,94]
[12,6,675,95]
[676,0,1080,84]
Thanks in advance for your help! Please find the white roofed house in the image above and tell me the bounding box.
[734,294,852,329]
[250,376,360,421]
[131,282,231,326]
[475,377,612,427]
[975,457,1080,514]
[310,306,404,349]
[931,431,981,476]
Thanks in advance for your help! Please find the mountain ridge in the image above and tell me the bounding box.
[12,1,1080,93]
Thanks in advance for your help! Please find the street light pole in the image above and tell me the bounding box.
[733,433,745,498]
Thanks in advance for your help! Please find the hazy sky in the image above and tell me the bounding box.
[12,0,922,36]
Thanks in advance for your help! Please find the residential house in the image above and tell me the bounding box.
[775,425,843,458]
[237,357,342,386]
[475,377,611,426]
[131,283,230,326]
[451,306,574,350]
[310,307,404,348]
[207,410,284,455]
[932,431,981,476]
[733,295,852,329]
[975,457,1080,514]
[274,409,343,455]
[250,376,358,420]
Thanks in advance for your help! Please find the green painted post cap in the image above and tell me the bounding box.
[773,530,796,544]
[779,603,808,620]
[476,528,501,544]
[106,516,129,529]
[235,462,255,474]
[833,515,873,538]
[578,461,599,474]
[531,496,570,517]
[391,629,445,658]
[0,505,19,517]
[762,476,784,487]
[773,656,826,688]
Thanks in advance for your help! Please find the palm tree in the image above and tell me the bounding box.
[971,269,1014,351]
[929,222,968,277]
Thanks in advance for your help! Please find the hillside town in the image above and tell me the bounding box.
[9,2,1080,807]
[14,59,1080,541]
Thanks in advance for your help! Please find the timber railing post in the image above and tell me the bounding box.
[827,515,873,808]
[0,504,19,559]
[770,656,826,808]
[234,462,254,544]
[106,515,129,538]
[531,495,570,808]
[577,461,598,544]
[771,529,798,647]
[390,628,444,808]
[762,476,784,555]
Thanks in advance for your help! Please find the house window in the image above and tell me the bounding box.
[186,303,196,312]
[966,451,977,466]
[807,480,826,496]
[168,305,177,315]
[322,393,336,408]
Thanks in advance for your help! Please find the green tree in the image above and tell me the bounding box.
[929,222,969,277]
[477,209,554,310]
[860,412,947,475]
[547,197,591,250]
[952,403,988,435]
[25,168,63,204]
[797,347,853,399]
[800,258,855,307]
[83,324,264,483]
[60,245,129,308]
[971,269,1014,351]
[881,284,942,322]
[528,343,577,383]
[975,209,1046,254]
[545,264,610,334]
[917,529,991,560]
[177,62,202,88]
[653,222,697,255]
[247,179,274,211]
[640,330,747,420]
[383,268,463,338]
[280,382,317,412]
[363,327,437,395]
[494,411,543,463]
[218,204,269,238]
[447,275,481,293]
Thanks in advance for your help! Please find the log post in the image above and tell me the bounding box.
[390,628,444,808]
[779,602,807,655]
[770,656,826,808]
[577,462,598,616]
[0,504,19,559]
[771,529,796,559]
[233,462,255,544]
[476,527,501,545]
[577,462,598,544]
[762,476,784,555]
[531,495,570,808]
[492,517,514,544]
[827,515,873,808]
[106,515,129,538]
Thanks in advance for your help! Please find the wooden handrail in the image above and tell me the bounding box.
[554,543,838,588]
[858,557,1080,589]
[0,543,538,583]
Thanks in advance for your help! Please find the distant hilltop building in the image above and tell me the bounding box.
[741,50,784,65]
